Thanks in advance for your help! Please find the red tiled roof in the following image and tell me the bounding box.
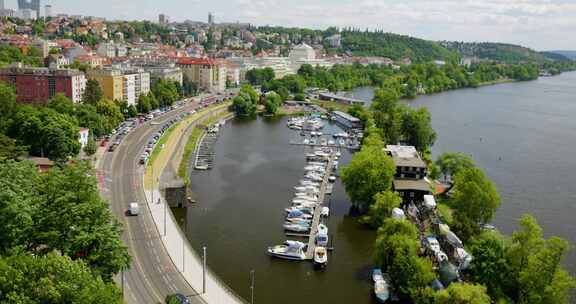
[176,57,215,66]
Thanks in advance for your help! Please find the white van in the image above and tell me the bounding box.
[129,202,140,216]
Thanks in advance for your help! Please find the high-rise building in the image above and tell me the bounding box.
[159,14,169,26]
[208,12,215,25]
[44,4,52,18]
[0,0,5,10]
[18,0,41,19]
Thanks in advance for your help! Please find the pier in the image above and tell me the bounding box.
[302,156,335,260]
[194,127,219,170]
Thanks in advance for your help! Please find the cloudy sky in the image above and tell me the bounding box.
[9,0,576,50]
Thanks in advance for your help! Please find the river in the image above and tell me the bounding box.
[183,72,576,304]
[354,72,576,275]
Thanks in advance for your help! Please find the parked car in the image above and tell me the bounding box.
[128,202,140,216]
[165,294,190,304]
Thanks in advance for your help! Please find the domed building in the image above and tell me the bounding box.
[289,43,316,61]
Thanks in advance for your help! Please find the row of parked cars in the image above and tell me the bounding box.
[139,111,194,165]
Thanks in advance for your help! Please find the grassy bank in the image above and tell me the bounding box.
[311,99,351,112]
[176,110,233,182]
[147,124,178,168]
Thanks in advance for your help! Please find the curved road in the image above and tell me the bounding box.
[99,101,204,304]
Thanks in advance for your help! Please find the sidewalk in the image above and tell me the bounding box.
[142,102,246,304]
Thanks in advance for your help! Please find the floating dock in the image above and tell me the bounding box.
[303,156,335,260]
[194,127,219,170]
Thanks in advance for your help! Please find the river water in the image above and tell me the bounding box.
[354,73,576,274]
[184,72,576,303]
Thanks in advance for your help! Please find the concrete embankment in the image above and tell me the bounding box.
[142,102,247,304]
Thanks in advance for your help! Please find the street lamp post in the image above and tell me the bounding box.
[202,246,207,294]
[250,270,255,304]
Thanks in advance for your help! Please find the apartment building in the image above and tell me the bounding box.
[0,65,86,104]
[86,69,124,101]
[176,58,226,93]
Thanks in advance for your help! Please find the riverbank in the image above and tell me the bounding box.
[141,100,247,304]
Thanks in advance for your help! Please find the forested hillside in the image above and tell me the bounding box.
[441,41,573,63]
[340,30,459,63]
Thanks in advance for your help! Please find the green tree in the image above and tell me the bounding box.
[402,107,436,152]
[371,88,404,145]
[508,215,576,304]
[363,191,402,228]
[127,104,138,118]
[75,104,109,138]
[9,106,81,161]
[84,134,97,156]
[374,218,419,267]
[96,99,124,132]
[450,167,500,241]
[341,145,396,208]
[0,134,28,160]
[434,283,491,304]
[0,81,17,133]
[469,232,514,301]
[0,159,38,253]
[435,152,475,182]
[48,93,75,116]
[152,80,180,108]
[137,93,152,114]
[0,252,122,303]
[83,79,103,105]
[32,162,130,280]
[264,91,282,115]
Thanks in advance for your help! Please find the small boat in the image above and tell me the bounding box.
[321,207,330,217]
[303,139,310,145]
[314,247,328,269]
[285,218,312,224]
[328,140,335,145]
[285,207,314,214]
[329,176,337,182]
[267,242,307,261]
[372,268,390,303]
[318,223,328,236]
[283,223,310,233]
[286,210,313,219]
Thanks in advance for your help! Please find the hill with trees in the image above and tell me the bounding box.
[441,41,572,63]
[547,50,576,61]
[341,29,459,63]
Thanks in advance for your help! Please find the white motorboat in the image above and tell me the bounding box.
[303,139,310,145]
[285,218,312,225]
[318,223,328,235]
[321,207,330,217]
[314,247,328,269]
[328,140,336,145]
[285,207,314,214]
[283,223,311,233]
[267,242,307,261]
[286,210,313,219]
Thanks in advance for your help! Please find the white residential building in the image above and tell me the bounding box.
[289,43,316,61]
[97,42,128,58]
[122,74,137,106]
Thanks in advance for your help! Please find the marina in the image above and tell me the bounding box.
[269,115,340,265]
[194,123,222,170]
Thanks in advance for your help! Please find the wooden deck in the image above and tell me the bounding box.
[303,156,335,260]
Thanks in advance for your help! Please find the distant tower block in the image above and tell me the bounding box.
[208,12,215,25]
[44,4,52,17]
[0,0,5,10]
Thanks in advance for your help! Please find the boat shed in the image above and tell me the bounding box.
[332,110,364,130]
[318,92,365,106]
[393,179,432,204]
[385,145,428,179]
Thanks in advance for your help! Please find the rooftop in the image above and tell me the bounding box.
[385,145,427,168]
[393,179,431,192]
[332,110,361,122]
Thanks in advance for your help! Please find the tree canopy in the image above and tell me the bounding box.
[450,167,500,241]
[341,144,396,208]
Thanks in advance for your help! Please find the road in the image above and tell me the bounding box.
[99,101,205,304]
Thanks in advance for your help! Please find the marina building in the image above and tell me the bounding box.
[385,145,431,204]
[331,111,363,130]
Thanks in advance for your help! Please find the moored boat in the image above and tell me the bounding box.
[372,268,390,303]
[267,242,307,261]
[314,247,328,269]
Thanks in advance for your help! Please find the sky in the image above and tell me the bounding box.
[7,0,576,50]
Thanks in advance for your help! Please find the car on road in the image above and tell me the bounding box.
[128,202,140,216]
[165,293,190,304]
